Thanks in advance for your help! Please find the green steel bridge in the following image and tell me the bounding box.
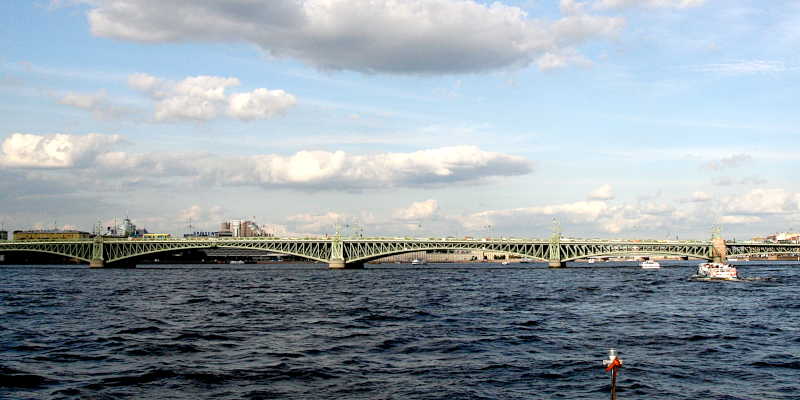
[1,233,798,268]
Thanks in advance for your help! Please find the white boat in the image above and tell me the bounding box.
[411,259,427,265]
[501,261,510,265]
[695,262,738,280]
[229,260,245,264]
[519,258,533,263]
[640,260,661,269]
[587,259,596,264]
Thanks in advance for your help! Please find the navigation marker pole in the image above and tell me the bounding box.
[602,348,623,400]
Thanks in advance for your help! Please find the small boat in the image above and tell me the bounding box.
[519,258,533,263]
[640,260,661,269]
[501,261,510,265]
[587,258,596,264]
[229,260,245,264]
[411,259,427,265]
[695,262,738,280]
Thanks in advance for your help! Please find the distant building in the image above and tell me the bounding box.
[184,231,220,238]
[218,219,272,237]
[118,218,136,237]
[13,230,91,241]
[766,232,800,243]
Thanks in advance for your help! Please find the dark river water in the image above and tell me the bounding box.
[1,262,799,399]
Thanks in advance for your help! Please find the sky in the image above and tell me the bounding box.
[1,0,799,240]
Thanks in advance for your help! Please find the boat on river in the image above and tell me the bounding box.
[411,259,427,265]
[640,260,661,269]
[695,262,738,280]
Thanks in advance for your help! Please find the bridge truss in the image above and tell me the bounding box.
[1,236,798,268]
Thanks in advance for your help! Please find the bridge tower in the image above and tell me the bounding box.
[327,227,363,269]
[711,225,727,263]
[90,236,105,268]
[548,219,565,268]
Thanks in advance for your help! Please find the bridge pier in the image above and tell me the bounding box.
[89,258,105,268]
[328,260,364,269]
[548,261,566,268]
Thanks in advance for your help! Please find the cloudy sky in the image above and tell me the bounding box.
[1,0,798,239]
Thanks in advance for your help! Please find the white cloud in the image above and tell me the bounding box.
[462,200,611,231]
[722,188,800,215]
[0,133,123,168]
[394,199,440,221]
[691,60,790,76]
[202,145,533,190]
[227,88,297,121]
[588,184,614,200]
[704,153,752,170]
[286,212,345,234]
[690,191,711,202]
[128,73,296,122]
[594,0,706,9]
[1,134,532,191]
[178,204,226,230]
[719,215,762,224]
[57,90,132,120]
[84,0,623,74]
[58,90,106,109]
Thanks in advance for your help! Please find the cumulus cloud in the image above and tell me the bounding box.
[704,153,752,170]
[287,212,345,234]
[84,0,623,74]
[722,188,800,215]
[689,191,711,202]
[128,73,296,122]
[0,132,123,168]
[461,200,611,231]
[1,133,532,190]
[228,88,297,120]
[594,0,706,9]
[199,145,533,190]
[394,199,440,221]
[588,184,614,200]
[57,90,133,120]
[712,175,768,186]
[178,204,226,230]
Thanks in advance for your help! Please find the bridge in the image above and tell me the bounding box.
[1,231,799,268]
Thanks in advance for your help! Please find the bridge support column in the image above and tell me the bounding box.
[712,228,727,263]
[548,221,564,268]
[328,260,364,269]
[90,237,105,268]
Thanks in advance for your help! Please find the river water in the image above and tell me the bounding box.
[1,262,799,399]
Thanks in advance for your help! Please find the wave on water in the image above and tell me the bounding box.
[1,263,799,399]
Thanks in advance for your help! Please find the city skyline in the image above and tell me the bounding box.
[1,0,799,239]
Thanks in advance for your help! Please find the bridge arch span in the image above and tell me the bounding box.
[0,248,92,263]
[561,250,711,262]
[105,242,330,265]
[345,245,549,264]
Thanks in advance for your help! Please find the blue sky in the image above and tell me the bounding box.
[1,0,799,239]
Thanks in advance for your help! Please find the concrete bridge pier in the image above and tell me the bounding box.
[328,260,365,269]
[89,258,105,268]
[549,261,566,268]
[712,235,727,264]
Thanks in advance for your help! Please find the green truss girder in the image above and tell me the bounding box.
[0,240,94,262]
[558,241,714,261]
[1,238,799,266]
[342,239,552,263]
[726,243,800,258]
